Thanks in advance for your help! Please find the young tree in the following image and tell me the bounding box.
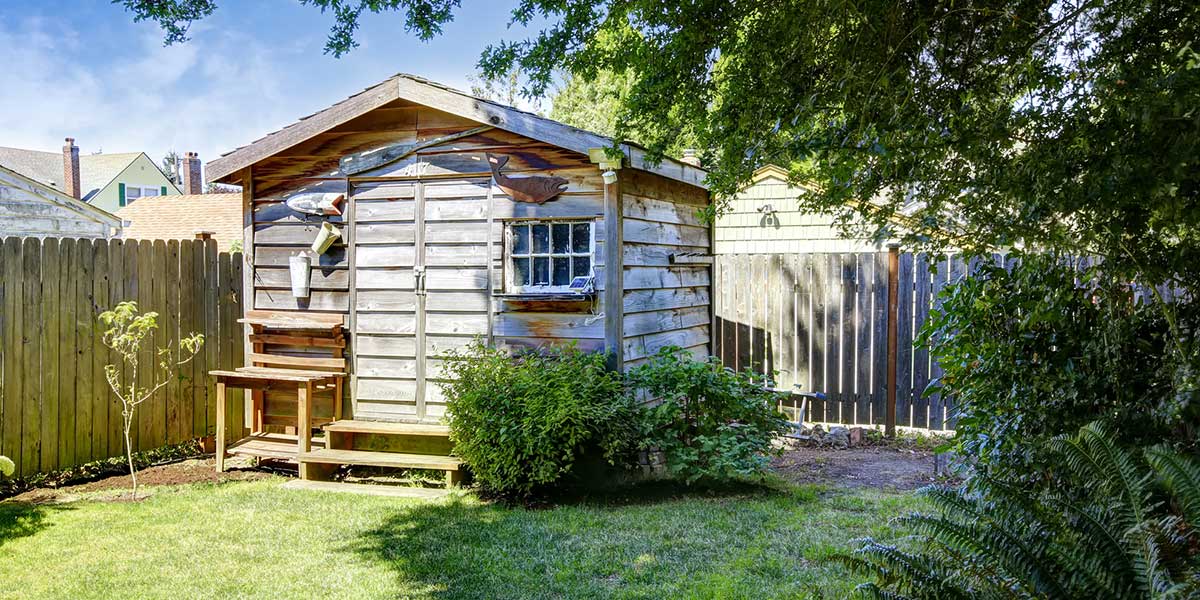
[99,302,203,498]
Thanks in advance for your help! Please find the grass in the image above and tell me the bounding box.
[0,478,923,599]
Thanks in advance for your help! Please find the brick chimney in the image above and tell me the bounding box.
[181,151,202,195]
[680,149,701,167]
[62,138,81,199]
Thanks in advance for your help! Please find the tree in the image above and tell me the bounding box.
[99,302,203,498]
[161,150,181,186]
[468,67,546,115]
[122,1,1200,287]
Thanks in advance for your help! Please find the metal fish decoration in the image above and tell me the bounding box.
[286,192,344,216]
[486,153,569,204]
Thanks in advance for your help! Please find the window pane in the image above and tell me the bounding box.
[571,223,590,253]
[572,256,591,278]
[552,223,570,253]
[512,224,529,254]
[127,188,141,198]
[552,257,571,286]
[513,257,531,286]
[532,224,550,253]
[144,188,160,197]
[533,257,550,285]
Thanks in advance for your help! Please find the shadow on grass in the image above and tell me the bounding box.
[0,502,70,549]
[351,479,812,599]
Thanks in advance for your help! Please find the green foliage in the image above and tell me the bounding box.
[0,455,14,478]
[440,341,636,498]
[626,347,790,484]
[99,301,203,497]
[921,252,1198,482]
[843,422,1200,599]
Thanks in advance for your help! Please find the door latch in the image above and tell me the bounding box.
[414,265,427,296]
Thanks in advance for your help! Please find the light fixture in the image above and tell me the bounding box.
[602,169,618,185]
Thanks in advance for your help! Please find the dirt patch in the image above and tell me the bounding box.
[772,445,939,491]
[6,458,270,504]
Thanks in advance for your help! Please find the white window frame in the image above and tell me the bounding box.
[124,185,161,204]
[503,219,596,294]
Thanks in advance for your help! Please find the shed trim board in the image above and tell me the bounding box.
[227,75,712,424]
[0,164,123,238]
[207,73,707,189]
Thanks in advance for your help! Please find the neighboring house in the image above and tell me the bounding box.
[715,164,900,254]
[117,192,242,251]
[0,164,123,239]
[0,138,192,214]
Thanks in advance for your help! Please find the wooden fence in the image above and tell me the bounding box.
[714,250,966,431]
[0,236,245,478]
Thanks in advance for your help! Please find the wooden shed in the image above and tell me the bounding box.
[207,73,711,431]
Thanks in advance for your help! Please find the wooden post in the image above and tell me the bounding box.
[214,381,226,472]
[297,382,312,479]
[885,244,900,438]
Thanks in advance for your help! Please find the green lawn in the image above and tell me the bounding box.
[0,478,921,599]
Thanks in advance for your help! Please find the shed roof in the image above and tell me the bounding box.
[117,192,243,251]
[0,163,124,229]
[207,73,708,189]
[0,147,175,202]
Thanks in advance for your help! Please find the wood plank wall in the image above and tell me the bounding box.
[0,236,244,478]
[620,171,713,369]
[714,251,965,430]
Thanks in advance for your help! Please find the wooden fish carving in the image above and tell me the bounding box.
[286,192,344,216]
[486,153,569,204]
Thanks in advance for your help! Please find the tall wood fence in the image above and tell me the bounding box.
[714,251,967,431]
[0,236,244,478]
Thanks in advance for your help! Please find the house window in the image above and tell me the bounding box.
[505,220,594,293]
[124,185,160,204]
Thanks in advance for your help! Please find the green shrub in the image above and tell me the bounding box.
[843,421,1200,599]
[0,455,13,478]
[922,252,1199,483]
[627,347,790,484]
[440,341,637,498]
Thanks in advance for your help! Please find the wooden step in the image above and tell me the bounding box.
[227,432,325,461]
[323,419,450,437]
[280,479,451,499]
[297,448,461,471]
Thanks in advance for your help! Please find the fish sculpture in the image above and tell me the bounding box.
[486,153,569,204]
[285,192,344,216]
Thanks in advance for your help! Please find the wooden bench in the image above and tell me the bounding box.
[211,310,346,477]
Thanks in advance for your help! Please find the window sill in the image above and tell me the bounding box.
[493,292,596,302]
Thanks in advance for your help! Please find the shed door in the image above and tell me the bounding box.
[351,177,495,422]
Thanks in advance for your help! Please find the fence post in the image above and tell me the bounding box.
[886,244,900,438]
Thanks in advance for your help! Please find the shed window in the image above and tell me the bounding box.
[506,220,594,293]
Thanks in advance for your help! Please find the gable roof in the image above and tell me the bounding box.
[0,147,179,202]
[0,163,124,229]
[117,193,242,251]
[207,73,708,189]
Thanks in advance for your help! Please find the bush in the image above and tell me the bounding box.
[922,252,1199,483]
[440,341,637,498]
[843,421,1200,599]
[627,347,790,484]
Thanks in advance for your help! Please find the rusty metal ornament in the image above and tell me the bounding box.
[486,153,569,204]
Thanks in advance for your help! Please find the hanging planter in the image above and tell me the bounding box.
[289,253,312,298]
[311,221,342,255]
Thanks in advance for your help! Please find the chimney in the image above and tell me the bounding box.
[182,151,202,195]
[680,149,701,167]
[62,138,81,199]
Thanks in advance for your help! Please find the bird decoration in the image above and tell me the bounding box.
[486,153,569,204]
[285,192,344,216]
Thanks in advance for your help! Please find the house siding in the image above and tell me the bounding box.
[89,154,180,213]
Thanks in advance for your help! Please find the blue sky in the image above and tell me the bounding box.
[0,1,548,170]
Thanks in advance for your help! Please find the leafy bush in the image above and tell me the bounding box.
[843,421,1200,599]
[922,252,1199,482]
[440,341,637,498]
[0,455,13,478]
[627,347,790,484]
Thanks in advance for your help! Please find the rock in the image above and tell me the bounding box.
[828,426,850,449]
[849,427,866,447]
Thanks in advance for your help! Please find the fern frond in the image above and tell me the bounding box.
[1052,423,1152,526]
[837,540,972,600]
[1146,445,1200,526]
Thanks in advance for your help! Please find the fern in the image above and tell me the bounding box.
[840,421,1200,599]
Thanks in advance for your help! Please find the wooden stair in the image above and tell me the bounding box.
[227,432,325,461]
[297,419,464,488]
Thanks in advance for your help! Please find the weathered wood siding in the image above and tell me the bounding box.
[620,170,713,370]
[248,100,613,423]
[0,169,120,239]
